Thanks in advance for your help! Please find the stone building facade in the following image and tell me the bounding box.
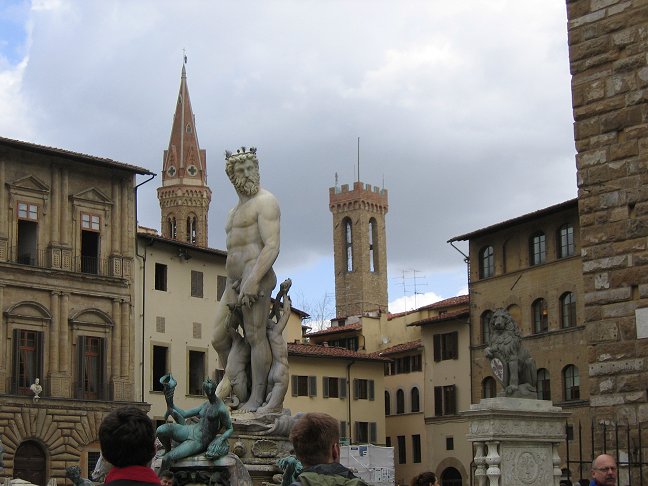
[566,0,648,462]
[0,136,152,484]
[449,199,592,474]
[329,181,388,317]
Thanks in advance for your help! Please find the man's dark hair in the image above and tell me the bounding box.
[411,471,437,486]
[99,406,156,467]
[160,471,174,481]
[289,412,339,466]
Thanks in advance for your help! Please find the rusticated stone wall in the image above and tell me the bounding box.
[0,396,149,483]
[566,0,648,425]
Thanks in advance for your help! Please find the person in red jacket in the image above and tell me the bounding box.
[99,407,161,486]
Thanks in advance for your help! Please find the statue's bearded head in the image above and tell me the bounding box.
[225,149,260,197]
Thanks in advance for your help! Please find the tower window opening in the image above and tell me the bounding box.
[344,218,353,272]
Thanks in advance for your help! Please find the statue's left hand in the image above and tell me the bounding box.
[205,436,229,459]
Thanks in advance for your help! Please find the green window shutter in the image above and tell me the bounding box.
[291,375,297,397]
[323,376,329,398]
[353,379,359,400]
[308,376,317,397]
[369,380,375,401]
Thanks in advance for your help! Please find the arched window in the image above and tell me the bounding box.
[537,368,551,400]
[368,218,379,272]
[482,377,496,398]
[563,365,580,401]
[481,310,493,345]
[532,298,548,333]
[385,391,390,415]
[168,217,177,239]
[479,246,494,279]
[344,218,353,272]
[411,387,420,412]
[557,223,575,258]
[187,215,197,244]
[396,389,405,414]
[560,292,576,328]
[529,232,546,265]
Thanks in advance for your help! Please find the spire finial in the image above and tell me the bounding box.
[183,48,188,65]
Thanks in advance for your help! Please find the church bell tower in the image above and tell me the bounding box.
[329,180,389,318]
[157,62,211,247]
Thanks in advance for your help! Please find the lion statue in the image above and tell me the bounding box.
[484,308,537,399]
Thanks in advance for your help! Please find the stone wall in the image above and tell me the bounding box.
[0,396,149,483]
[567,0,648,424]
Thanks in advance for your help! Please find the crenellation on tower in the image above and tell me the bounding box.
[330,180,389,318]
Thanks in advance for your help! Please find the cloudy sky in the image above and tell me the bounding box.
[0,0,576,317]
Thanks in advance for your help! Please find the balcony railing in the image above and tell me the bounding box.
[7,246,111,277]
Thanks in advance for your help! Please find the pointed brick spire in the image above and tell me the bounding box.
[158,62,212,247]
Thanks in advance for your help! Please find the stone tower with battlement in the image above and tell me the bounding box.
[157,63,211,247]
[567,1,648,432]
[329,181,388,318]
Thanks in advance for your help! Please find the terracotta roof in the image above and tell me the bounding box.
[387,295,469,319]
[408,309,470,327]
[288,343,388,362]
[448,198,578,242]
[306,322,362,337]
[0,135,154,175]
[138,231,227,257]
[379,340,422,356]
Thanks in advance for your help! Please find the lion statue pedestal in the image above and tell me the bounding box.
[464,398,570,486]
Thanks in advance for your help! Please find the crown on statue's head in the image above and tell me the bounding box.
[225,146,257,160]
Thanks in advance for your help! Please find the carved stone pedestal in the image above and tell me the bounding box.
[170,454,252,486]
[463,398,569,486]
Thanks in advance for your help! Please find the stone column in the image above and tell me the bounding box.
[111,179,120,254]
[464,398,569,486]
[0,285,5,392]
[59,293,69,373]
[0,159,7,262]
[49,291,59,373]
[112,299,121,378]
[120,181,129,254]
[60,169,69,246]
[120,300,129,378]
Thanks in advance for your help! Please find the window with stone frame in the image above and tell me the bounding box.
[12,329,43,395]
[479,245,494,279]
[344,218,353,272]
[529,232,546,266]
[532,298,548,333]
[155,263,168,291]
[188,350,206,395]
[76,336,105,400]
[16,201,39,265]
[356,422,377,444]
[191,270,203,298]
[560,292,576,328]
[385,391,391,415]
[152,345,168,392]
[563,365,580,401]
[412,434,422,463]
[537,368,551,400]
[557,223,575,258]
[397,435,406,464]
[481,310,493,345]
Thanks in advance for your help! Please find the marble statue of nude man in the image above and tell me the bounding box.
[212,147,280,412]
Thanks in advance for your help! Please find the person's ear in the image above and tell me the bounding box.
[332,442,340,462]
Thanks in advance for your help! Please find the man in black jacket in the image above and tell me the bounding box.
[99,407,161,486]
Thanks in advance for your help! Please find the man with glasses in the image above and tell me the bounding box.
[590,454,617,486]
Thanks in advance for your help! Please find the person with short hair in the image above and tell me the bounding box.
[410,471,439,486]
[99,406,160,486]
[590,454,617,486]
[288,412,369,486]
[159,471,174,486]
